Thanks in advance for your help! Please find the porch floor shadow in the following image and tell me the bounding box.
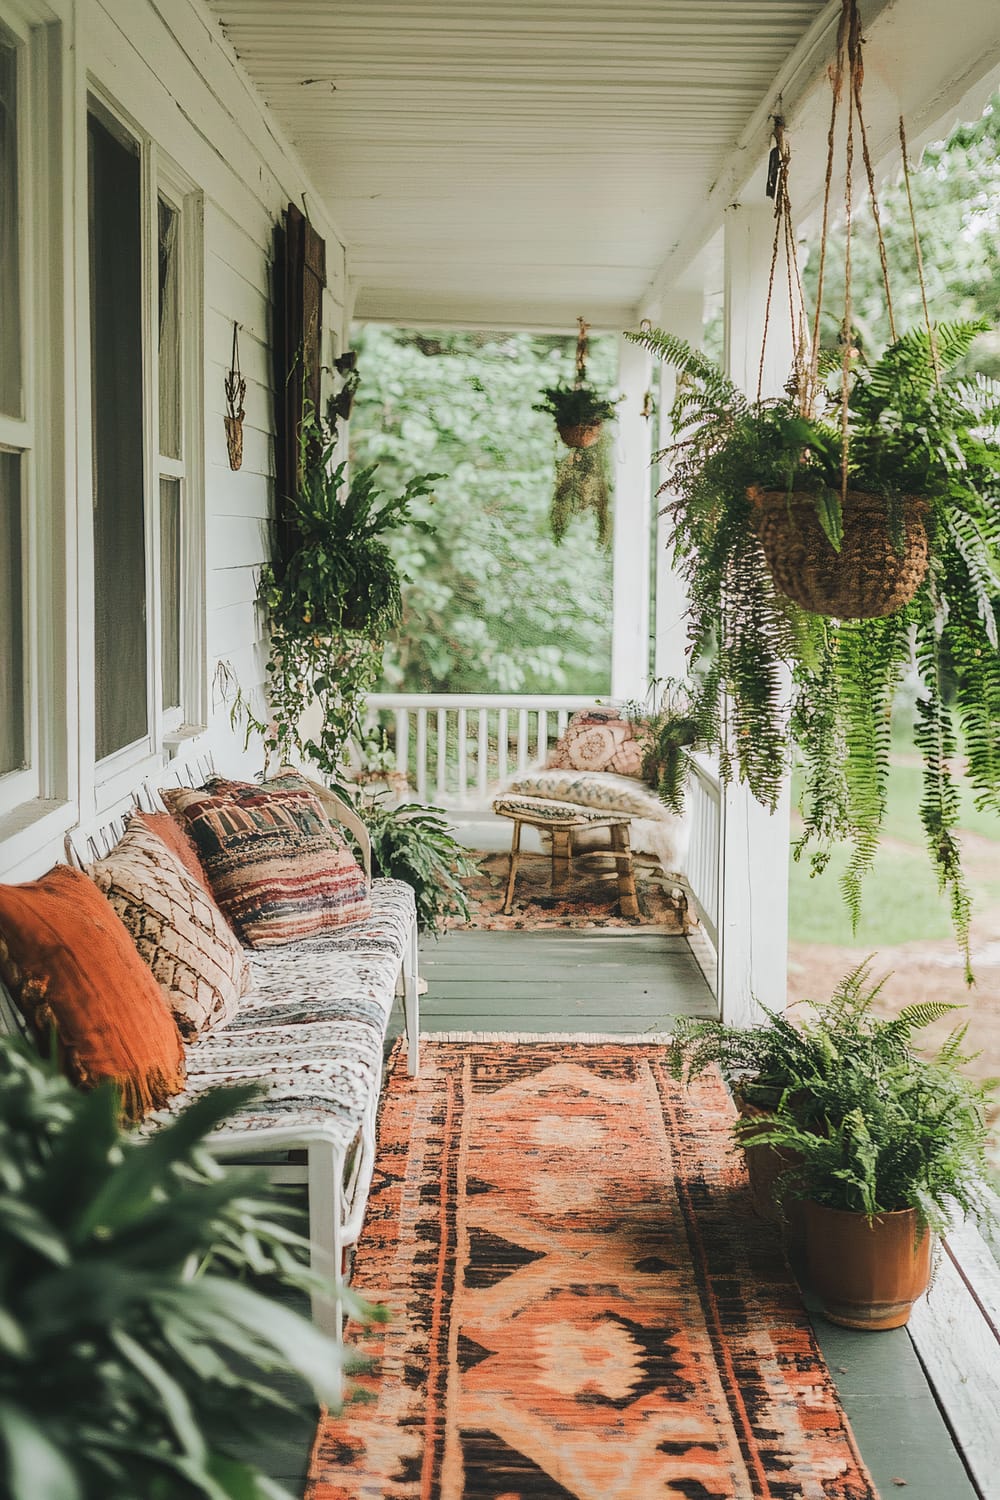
[258,928,976,1500]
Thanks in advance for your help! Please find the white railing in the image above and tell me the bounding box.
[684,749,721,949]
[363,693,598,809]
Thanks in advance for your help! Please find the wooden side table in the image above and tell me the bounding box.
[491,793,640,919]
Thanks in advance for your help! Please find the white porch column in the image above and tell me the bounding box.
[653,287,705,685]
[717,201,794,1025]
[611,333,653,701]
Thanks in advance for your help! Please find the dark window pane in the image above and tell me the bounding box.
[160,476,180,711]
[158,196,181,459]
[0,35,21,418]
[88,109,147,760]
[0,450,25,776]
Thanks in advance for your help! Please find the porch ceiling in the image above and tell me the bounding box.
[207,0,833,329]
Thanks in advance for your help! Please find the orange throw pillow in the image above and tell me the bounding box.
[0,865,186,1122]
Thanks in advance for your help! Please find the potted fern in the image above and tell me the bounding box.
[667,960,958,1229]
[742,1023,994,1330]
[534,382,619,449]
[628,323,1000,974]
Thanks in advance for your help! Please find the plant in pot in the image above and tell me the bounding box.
[742,1025,995,1330]
[667,960,957,1230]
[351,796,479,935]
[624,678,701,815]
[534,382,619,450]
[255,406,441,780]
[626,5,1000,976]
[536,317,620,546]
[0,1035,376,1500]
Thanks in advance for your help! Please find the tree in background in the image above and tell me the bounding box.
[348,328,617,696]
[803,97,1000,369]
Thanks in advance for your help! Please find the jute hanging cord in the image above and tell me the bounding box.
[749,0,940,620]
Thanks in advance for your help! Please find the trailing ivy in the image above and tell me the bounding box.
[628,323,1000,975]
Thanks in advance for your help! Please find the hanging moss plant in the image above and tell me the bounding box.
[549,432,613,546]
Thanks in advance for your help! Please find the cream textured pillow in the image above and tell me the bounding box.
[88,816,251,1039]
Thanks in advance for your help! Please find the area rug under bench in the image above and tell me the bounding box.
[307,1040,877,1500]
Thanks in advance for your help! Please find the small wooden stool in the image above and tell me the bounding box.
[492,793,640,918]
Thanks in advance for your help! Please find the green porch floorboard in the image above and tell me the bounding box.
[262,929,976,1499]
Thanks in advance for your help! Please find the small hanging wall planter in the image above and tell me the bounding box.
[332,349,361,422]
[224,322,246,471]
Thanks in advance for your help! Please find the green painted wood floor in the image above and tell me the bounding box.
[259,929,977,1499]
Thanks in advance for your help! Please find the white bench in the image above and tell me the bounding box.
[0,759,419,1341]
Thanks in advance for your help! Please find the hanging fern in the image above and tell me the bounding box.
[628,324,1000,975]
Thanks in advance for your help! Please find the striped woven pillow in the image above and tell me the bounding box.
[162,777,371,949]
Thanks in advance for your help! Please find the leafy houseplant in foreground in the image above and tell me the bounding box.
[0,1037,372,1500]
[257,407,440,777]
[628,323,1000,973]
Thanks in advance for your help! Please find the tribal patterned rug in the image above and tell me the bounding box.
[449,852,686,932]
[307,1041,877,1500]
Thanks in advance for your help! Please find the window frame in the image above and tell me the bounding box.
[0,11,39,817]
[87,87,205,797]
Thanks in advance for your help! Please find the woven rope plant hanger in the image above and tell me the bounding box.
[749,0,937,620]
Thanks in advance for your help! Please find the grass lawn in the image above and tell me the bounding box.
[789,760,1000,948]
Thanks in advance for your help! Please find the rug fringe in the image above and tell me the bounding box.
[423,1031,679,1044]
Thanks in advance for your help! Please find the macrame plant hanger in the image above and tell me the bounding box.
[224,321,247,472]
[752,0,937,619]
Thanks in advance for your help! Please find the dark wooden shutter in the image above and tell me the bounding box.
[273,203,326,563]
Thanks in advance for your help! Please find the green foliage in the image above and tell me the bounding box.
[627,323,1000,972]
[257,407,441,776]
[0,1038,369,1500]
[740,1029,994,1231]
[550,433,613,546]
[624,679,700,814]
[667,957,954,1112]
[671,958,994,1229]
[349,326,616,696]
[533,382,618,428]
[357,799,478,934]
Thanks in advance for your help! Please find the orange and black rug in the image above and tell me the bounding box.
[307,1041,877,1500]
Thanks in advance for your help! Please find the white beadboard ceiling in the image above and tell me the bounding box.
[207,0,1000,329]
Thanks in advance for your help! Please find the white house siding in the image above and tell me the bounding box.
[0,0,348,881]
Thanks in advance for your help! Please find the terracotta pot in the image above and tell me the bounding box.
[736,1096,806,1253]
[804,1201,933,1330]
[558,422,603,449]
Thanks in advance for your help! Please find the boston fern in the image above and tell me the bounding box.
[360,799,477,934]
[628,323,1000,973]
[0,1038,372,1500]
[256,410,440,777]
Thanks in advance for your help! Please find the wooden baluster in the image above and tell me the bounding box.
[457,708,468,803]
[415,709,428,803]
[517,709,529,772]
[497,707,509,788]
[477,708,489,801]
[436,709,447,800]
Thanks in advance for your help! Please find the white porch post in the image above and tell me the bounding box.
[653,287,705,685]
[611,333,653,701]
[717,201,794,1025]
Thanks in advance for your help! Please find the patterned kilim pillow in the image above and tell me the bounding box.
[88,816,252,1039]
[547,706,649,778]
[162,778,372,949]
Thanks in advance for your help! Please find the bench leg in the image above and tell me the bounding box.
[502,818,523,914]
[610,823,640,919]
[404,916,420,1077]
[307,1139,346,1364]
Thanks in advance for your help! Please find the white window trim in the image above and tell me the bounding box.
[0,11,46,820]
[86,86,205,804]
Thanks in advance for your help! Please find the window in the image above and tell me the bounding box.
[0,22,33,811]
[87,96,203,774]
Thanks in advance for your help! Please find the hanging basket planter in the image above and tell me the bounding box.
[557,421,604,449]
[749,488,929,618]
